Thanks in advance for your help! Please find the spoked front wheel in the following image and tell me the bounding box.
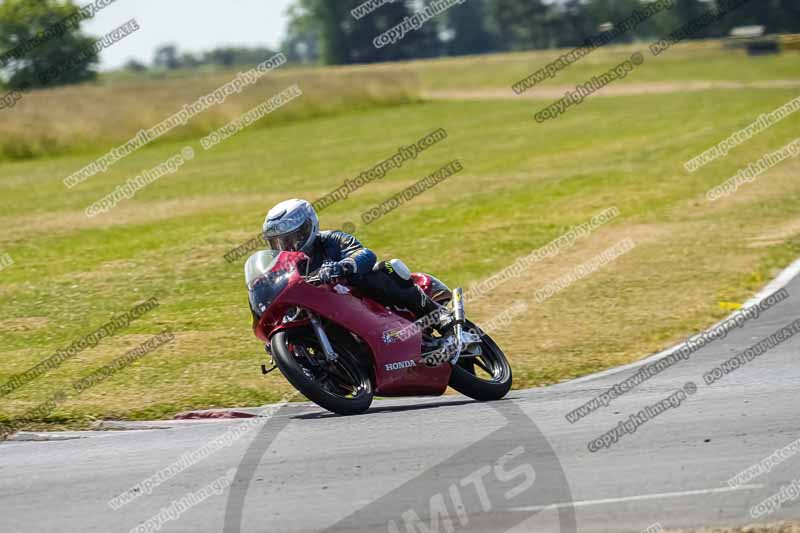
[448,321,512,401]
[271,328,373,415]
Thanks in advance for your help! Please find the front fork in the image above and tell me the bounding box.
[309,314,338,362]
[450,287,466,365]
[261,310,337,375]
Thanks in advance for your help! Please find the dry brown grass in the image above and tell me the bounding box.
[749,217,800,248]
[0,68,419,159]
[423,80,800,101]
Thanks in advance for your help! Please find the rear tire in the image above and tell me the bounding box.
[448,321,512,401]
[271,328,373,415]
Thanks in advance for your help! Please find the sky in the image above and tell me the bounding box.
[83,0,295,70]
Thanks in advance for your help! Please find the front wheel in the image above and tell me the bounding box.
[271,328,373,415]
[448,321,512,401]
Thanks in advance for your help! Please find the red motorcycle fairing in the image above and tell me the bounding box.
[255,254,451,397]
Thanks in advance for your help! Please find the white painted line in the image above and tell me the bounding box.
[558,258,800,387]
[509,484,763,512]
[745,257,800,308]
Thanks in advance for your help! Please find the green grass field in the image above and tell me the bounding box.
[1,41,799,431]
[353,40,800,90]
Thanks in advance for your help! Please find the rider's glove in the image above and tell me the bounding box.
[317,261,345,285]
[339,259,356,276]
[319,259,357,284]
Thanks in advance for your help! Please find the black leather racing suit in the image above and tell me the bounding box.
[306,230,438,318]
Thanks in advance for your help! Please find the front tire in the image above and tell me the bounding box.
[448,321,512,401]
[271,328,373,415]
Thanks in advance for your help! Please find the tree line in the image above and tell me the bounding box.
[283,0,800,65]
[1,0,798,91]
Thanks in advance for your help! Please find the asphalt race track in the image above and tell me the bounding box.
[3,261,800,533]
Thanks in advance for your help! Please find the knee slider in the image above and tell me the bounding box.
[374,259,412,285]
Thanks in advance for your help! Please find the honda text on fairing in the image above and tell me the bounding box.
[244,250,513,415]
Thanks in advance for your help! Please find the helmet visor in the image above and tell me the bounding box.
[265,218,313,252]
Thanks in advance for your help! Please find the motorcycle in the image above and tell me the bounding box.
[244,250,513,415]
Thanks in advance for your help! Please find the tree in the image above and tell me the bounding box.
[446,0,495,56]
[279,0,800,61]
[204,48,237,67]
[123,59,148,73]
[548,0,597,48]
[712,0,798,36]
[0,0,98,90]
[778,0,800,32]
[493,0,549,50]
[202,47,278,67]
[179,52,201,69]
[584,0,643,38]
[290,0,440,65]
[308,0,350,64]
[282,2,321,64]
[153,44,181,70]
[675,0,711,22]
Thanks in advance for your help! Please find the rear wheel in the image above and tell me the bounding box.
[448,321,512,401]
[271,328,373,415]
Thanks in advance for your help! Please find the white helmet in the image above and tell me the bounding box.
[262,199,319,254]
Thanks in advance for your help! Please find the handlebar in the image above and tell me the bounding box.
[303,274,348,286]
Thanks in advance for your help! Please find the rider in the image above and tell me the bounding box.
[262,199,442,322]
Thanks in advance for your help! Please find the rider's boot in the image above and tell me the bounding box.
[414,286,456,357]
